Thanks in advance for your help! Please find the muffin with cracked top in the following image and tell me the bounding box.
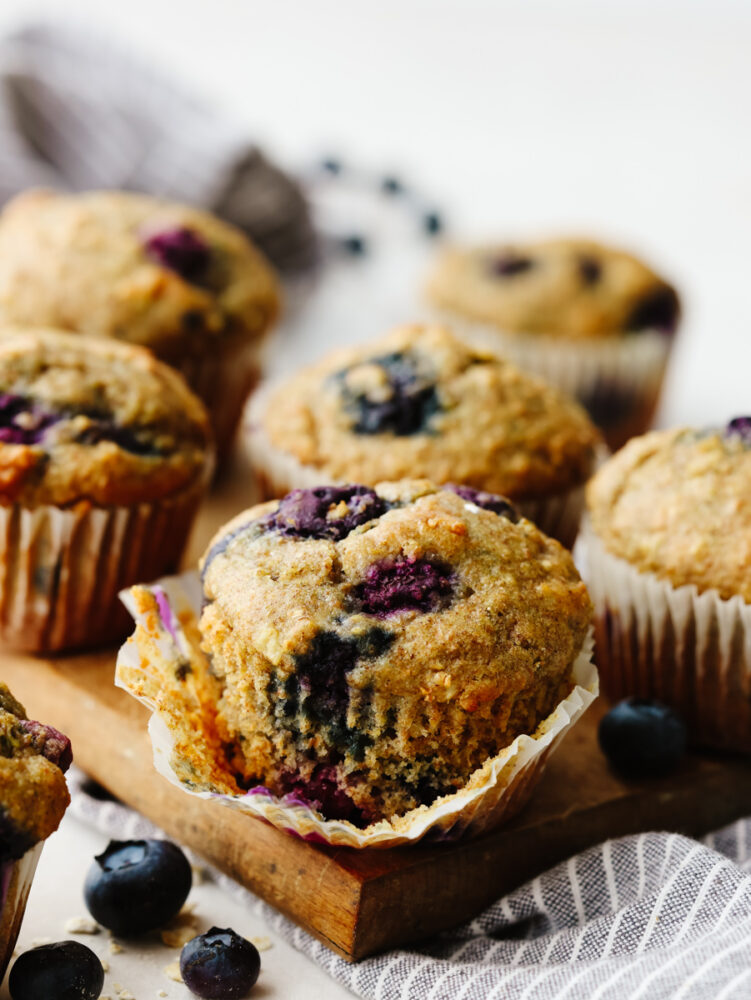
[197,479,593,827]
[580,420,751,751]
[246,324,601,548]
[0,328,213,651]
[0,189,280,458]
[0,682,71,977]
[426,237,681,451]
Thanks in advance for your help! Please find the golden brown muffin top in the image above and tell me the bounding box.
[0,329,213,506]
[0,189,280,364]
[587,423,751,601]
[260,325,601,500]
[0,683,71,860]
[426,237,680,340]
[200,479,592,722]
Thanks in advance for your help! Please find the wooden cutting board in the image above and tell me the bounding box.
[3,454,751,961]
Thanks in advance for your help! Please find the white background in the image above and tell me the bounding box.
[0,1,750,997]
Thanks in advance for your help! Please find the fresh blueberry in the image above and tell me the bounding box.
[340,234,368,257]
[84,838,192,936]
[578,255,602,285]
[180,927,260,999]
[266,485,387,541]
[321,157,342,175]
[340,351,441,436]
[443,484,519,521]
[144,227,211,283]
[488,253,534,277]
[9,941,104,1000]
[625,285,680,334]
[18,719,72,772]
[422,211,443,236]
[352,556,455,618]
[381,175,404,195]
[725,417,751,446]
[598,698,687,778]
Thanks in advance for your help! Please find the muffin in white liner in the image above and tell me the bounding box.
[577,517,751,753]
[243,325,602,549]
[0,844,43,977]
[116,571,597,850]
[425,238,680,453]
[578,422,751,753]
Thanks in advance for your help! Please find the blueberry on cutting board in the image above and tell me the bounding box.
[9,941,104,1000]
[83,838,191,936]
[181,927,261,998]
[599,698,687,778]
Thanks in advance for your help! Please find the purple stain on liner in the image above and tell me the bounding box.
[245,786,273,798]
[352,556,455,618]
[153,587,179,644]
[143,226,211,283]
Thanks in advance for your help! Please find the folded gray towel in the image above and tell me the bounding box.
[0,23,316,274]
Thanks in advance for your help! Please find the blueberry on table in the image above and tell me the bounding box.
[83,838,192,936]
[180,927,261,999]
[340,234,368,257]
[9,941,104,1000]
[422,210,443,236]
[598,698,687,778]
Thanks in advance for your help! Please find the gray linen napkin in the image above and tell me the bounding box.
[68,769,751,1000]
[0,23,316,274]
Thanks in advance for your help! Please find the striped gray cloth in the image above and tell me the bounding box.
[0,23,316,273]
[68,770,751,999]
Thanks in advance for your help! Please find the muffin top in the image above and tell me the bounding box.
[200,479,592,720]
[0,330,213,506]
[259,325,600,499]
[426,237,680,340]
[587,421,751,601]
[0,189,280,363]
[0,683,71,861]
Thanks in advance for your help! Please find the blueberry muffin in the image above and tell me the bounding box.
[426,237,681,451]
[198,480,592,826]
[0,189,280,458]
[247,325,601,547]
[0,329,214,651]
[0,682,70,976]
[581,420,751,751]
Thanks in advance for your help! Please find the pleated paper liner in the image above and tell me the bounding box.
[0,843,43,978]
[0,470,211,653]
[116,573,598,849]
[576,517,751,752]
[432,312,672,453]
[244,385,590,549]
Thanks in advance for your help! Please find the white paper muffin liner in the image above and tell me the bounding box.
[432,311,673,453]
[244,385,590,549]
[0,843,43,978]
[115,572,598,849]
[576,516,751,752]
[0,472,210,653]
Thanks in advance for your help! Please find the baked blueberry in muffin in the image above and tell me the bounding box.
[425,237,681,451]
[0,189,280,457]
[199,479,592,826]
[247,325,600,547]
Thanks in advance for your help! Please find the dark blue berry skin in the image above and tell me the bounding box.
[180,927,260,999]
[352,556,455,618]
[9,941,104,1000]
[321,157,342,175]
[444,484,519,521]
[381,175,404,195]
[423,211,443,236]
[267,485,387,541]
[598,698,687,778]
[84,839,191,936]
[340,234,368,257]
[339,351,441,437]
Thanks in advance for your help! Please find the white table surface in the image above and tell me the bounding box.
[0,1,750,996]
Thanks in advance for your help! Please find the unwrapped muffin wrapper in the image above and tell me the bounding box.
[116,572,598,849]
[244,385,589,549]
[0,843,43,978]
[0,472,210,653]
[432,312,672,453]
[576,517,751,752]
